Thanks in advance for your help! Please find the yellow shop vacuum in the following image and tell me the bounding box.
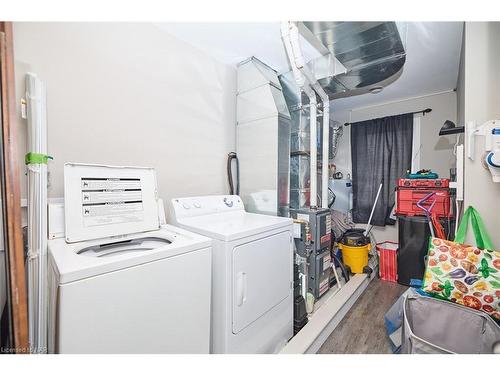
[338,229,372,274]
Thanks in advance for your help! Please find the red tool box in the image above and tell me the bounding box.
[398,178,449,188]
[396,181,452,218]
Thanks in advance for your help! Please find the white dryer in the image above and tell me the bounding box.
[47,164,212,353]
[168,195,293,353]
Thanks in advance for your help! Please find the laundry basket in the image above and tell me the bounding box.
[401,294,500,354]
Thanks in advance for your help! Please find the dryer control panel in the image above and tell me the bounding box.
[169,195,245,221]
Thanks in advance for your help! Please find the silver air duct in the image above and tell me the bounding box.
[296,21,407,99]
[280,21,406,210]
[235,57,291,216]
[281,21,331,209]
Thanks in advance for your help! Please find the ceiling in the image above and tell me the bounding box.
[154,22,321,71]
[155,22,464,111]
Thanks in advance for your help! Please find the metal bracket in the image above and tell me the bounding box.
[467,119,500,160]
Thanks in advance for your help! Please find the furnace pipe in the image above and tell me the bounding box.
[281,22,318,208]
[287,22,330,208]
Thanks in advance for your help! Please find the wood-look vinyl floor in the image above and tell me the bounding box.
[318,278,408,354]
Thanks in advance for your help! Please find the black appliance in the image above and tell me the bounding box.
[397,216,454,286]
[293,264,307,335]
[290,208,332,299]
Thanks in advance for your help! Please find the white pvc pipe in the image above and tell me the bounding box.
[289,25,307,69]
[281,22,318,207]
[308,91,318,208]
[300,76,329,210]
[331,261,341,290]
[287,22,330,208]
[319,95,329,209]
[280,23,305,89]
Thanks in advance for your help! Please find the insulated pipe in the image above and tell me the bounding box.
[287,22,330,208]
[281,22,318,208]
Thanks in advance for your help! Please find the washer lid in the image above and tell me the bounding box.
[64,163,160,243]
[177,211,293,241]
[48,225,212,284]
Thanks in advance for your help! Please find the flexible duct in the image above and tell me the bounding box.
[227,152,239,195]
[330,124,343,159]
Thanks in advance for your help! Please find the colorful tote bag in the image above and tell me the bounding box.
[422,207,500,322]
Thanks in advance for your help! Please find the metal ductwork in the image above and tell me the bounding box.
[304,21,406,98]
[236,57,291,217]
[235,22,407,213]
[279,21,406,210]
[281,21,407,101]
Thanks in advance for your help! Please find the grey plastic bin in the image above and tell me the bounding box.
[401,294,500,354]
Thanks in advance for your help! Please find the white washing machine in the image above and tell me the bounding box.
[47,164,212,353]
[168,195,293,353]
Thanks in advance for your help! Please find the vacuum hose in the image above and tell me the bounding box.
[227,152,239,195]
[330,237,350,283]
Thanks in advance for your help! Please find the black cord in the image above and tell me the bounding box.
[330,231,350,283]
[331,251,350,283]
[328,187,336,208]
[227,152,239,195]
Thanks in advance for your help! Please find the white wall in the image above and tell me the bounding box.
[456,24,465,126]
[13,23,237,205]
[331,91,458,242]
[463,22,500,248]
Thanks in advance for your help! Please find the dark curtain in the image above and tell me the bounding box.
[351,113,413,226]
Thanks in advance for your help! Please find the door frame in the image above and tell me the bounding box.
[0,21,29,353]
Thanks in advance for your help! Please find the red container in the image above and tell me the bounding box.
[397,178,449,188]
[396,188,452,218]
[377,241,398,282]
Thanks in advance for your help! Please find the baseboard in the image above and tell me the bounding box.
[280,273,371,354]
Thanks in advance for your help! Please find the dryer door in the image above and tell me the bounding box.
[232,230,291,334]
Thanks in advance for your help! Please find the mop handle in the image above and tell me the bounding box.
[364,182,383,237]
